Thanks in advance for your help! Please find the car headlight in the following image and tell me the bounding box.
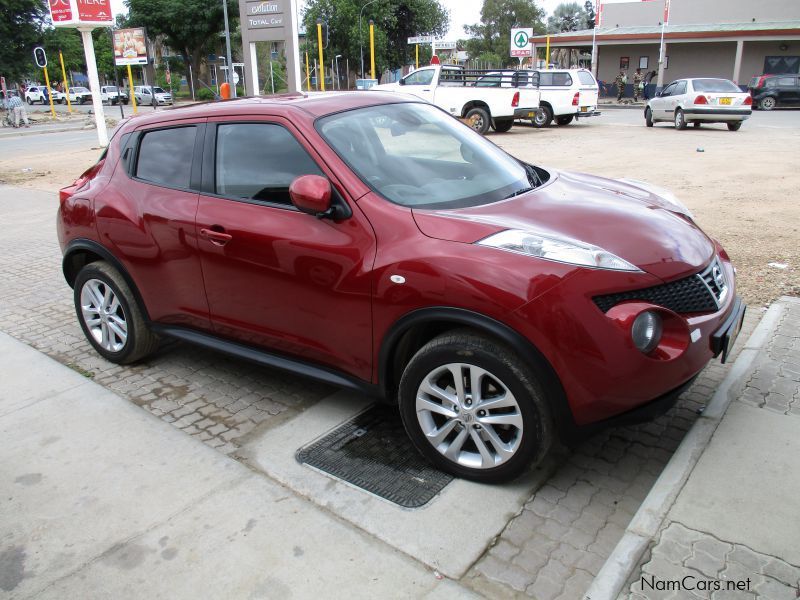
[476,229,641,272]
[618,178,694,219]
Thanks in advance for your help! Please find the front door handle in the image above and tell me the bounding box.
[200,227,232,246]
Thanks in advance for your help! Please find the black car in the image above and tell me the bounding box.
[748,74,800,110]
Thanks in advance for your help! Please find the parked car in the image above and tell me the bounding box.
[64,86,93,105]
[372,65,538,134]
[100,85,129,105]
[530,68,601,128]
[57,93,744,482]
[748,74,800,110]
[645,78,752,130]
[24,86,52,104]
[133,85,173,105]
[475,70,542,132]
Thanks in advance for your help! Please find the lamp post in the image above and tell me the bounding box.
[359,0,380,80]
[334,54,342,90]
[222,0,235,97]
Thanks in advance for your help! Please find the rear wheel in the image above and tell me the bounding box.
[74,262,159,364]
[555,115,574,126]
[645,107,654,127]
[398,331,553,483]
[758,96,776,111]
[674,108,687,130]
[727,122,742,131]
[465,107,491,135]
[532,105,553,128]
[493,119,513,133]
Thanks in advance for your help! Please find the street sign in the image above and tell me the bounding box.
[435,41,457,50]
[408,35,434,44]
[510,27,533,58]
[34,47,48,68]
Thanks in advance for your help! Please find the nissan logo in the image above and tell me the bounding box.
[713,265,725,289]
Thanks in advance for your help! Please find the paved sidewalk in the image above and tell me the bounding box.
[604,297,800,600]
[0,331,473,599]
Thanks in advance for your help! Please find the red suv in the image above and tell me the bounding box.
[57,93,745,482]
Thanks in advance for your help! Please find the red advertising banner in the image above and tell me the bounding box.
[48,0,73,23]
[77,0,113,23]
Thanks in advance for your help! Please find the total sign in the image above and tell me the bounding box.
[510,27,533,58]
[47,0,114,26]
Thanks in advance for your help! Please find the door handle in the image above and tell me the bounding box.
[200,227,232,246]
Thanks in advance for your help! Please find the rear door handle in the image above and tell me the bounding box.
[200,227,232,246]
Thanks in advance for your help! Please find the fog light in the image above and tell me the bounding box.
[632,311,663,354]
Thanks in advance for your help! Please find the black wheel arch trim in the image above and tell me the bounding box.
[377,306,575,431]
[62,238,151,322]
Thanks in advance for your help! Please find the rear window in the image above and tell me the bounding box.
[577,71,597,86]
[136,126,197,189]
[539,72,573,86]
[692,79,741,93]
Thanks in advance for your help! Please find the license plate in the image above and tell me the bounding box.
[527,111,536,118]
[719,97,732,105]
[580,106,588,112]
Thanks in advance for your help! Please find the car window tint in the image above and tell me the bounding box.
[675,81,687,95]
[766,79,778,88]
[692,79,741,93]
[661,83,677,97]
[136,126,196,189]
[539,72,573,86]
[404,70,435,85]
[577,71,596,86]
[214,123,323,205]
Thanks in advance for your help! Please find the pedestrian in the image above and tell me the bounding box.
[643,69,657,100]
[7,93,30,127]
[615,70,627,102]
[633,68,644,102]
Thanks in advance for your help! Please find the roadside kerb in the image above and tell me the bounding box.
[0,124,89,138]
[582,301,785,600]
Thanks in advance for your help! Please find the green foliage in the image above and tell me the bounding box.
[547,2,589,33]
[464,0,545,67]
[302,0,449,75]
[1,0,48,83]
[41,28,84,78]
[196,87,216,100]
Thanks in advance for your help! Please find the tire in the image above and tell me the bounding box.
[79,97,85,105]
[532,105,553,128]
[555,115,573,126]
[74,262,159,364]
[645,107,654,127]
[26,97,32,105]
[493,118,513,133]
[727,122,742,131]
[758,96,776,111]
[398,331,553,483]
[674,108,687,130]
[122,99,129,105]
[465,107,491,135]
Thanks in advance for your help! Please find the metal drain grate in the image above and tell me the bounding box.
[296,405,453,508]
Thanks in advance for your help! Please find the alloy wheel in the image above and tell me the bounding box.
[80,278,128,352]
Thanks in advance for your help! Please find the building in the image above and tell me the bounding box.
[530,0,800,89]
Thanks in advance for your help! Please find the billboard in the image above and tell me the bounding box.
[113,28,149,65]
[47,0,113,26]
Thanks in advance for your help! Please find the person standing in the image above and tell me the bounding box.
[7,93,30,127]
[643,69,657,100]
[633,68,645,101]
[615,70,627,102]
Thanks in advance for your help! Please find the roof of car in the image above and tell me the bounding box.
[123,91,420,128]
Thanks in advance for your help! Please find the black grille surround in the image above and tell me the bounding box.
[594,258,727,315]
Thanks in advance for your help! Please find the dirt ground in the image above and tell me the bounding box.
[1,113,797,308]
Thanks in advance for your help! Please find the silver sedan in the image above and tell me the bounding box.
[645,78,752,131]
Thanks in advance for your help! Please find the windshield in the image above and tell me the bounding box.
[692,79,741,93]
[317,102,538,209]
[153,87,167,94]
[106,86,118,92]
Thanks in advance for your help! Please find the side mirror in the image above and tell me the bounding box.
[398,77,406,86]
[290,175,334,218]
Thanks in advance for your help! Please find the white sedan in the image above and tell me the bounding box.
[645,78,752,131]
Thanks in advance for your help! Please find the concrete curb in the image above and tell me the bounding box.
[582,299,788,600]
[0,124,90,138]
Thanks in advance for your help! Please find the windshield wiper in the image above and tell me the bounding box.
[524,163,543,187]
[503,186,534,200]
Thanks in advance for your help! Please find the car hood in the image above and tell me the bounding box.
[411,169,714,281]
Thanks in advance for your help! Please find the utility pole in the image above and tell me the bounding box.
[223,0,235,97]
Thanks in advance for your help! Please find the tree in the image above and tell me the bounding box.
[302,0,449,78]
[1,0,48,83]
[546,2,589,34]
[125,0,238,93]
[464,0,545,67]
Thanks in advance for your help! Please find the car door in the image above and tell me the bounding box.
[400,68,436,103]
[656,82,678,119]
[194,116,376,382]
[777,76,799,105]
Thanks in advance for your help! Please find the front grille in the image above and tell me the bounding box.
[594,258,727,315]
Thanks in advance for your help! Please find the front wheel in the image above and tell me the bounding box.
[645,107,654,127]
[74,262,159,364]
[398,331,553,483]
[465,107,491,135]
[532,105,553,128]
[674,108,687,130]
[26,97,32,105]
[492,118,513,133]
[555,115,574,126]
[727,122,742,131]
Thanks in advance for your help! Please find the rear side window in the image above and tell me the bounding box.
[778,77,796,86]
[539,72,573,86]
[214,123,323,205]
[674,81,687,95]
[577,71,597,86]
[136,126,197,189]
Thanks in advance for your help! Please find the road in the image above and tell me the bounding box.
[591,105,800,128]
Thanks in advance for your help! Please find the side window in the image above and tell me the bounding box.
[766,78,778,88]
[214,123,323,205]
[778,77,795,86]
[675,81,687,95]
[661,82,677,97]
[577,71,596,86]
[552,73,573,86]
[403,70,435,86]
[135,126,197,189]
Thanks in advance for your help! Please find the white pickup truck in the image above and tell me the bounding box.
[372,65,539,134]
